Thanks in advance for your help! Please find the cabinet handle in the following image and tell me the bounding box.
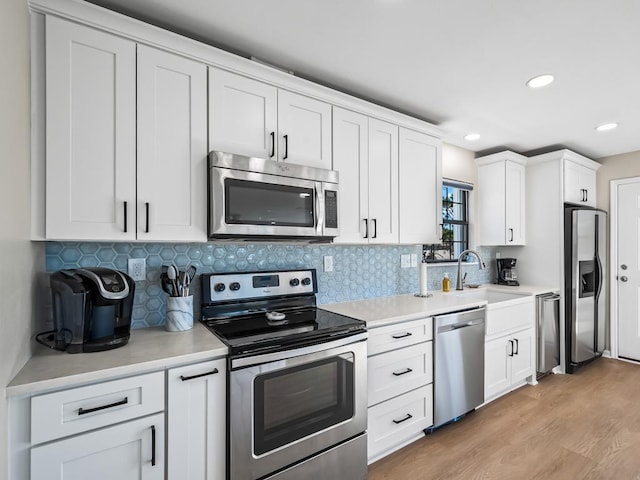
[151,425,156,467]
[123,201,128,233]
[509,228,514,242]
[363,219,369,239]
[507,340,514,357]
[283,134,289,160]
[372,218,377,239]
[514,338,519,355]
[78,397,128,416]
[180,368,219,381]
[392,332,412,339]
[145,202,150,233]
[392,367,413,377]
[392,413,413,424]
[584,189,588,202]
[270,131,275,158]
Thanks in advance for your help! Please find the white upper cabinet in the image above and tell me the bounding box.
[137,45,207,242]
[476,151,527,246]
[44,18,207,242]
[45,16,136,241]
[209,68,332,169]
[333,109,398,243]
[564,158,597,207]
[398,128,442,244]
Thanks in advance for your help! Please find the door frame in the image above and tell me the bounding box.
[609,176,640,360]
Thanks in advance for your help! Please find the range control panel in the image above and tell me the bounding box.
[204,269,317,303]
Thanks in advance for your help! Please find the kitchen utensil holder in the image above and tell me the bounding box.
[166,295,193,332]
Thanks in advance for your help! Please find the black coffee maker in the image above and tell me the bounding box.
[44,267,135,353]
[496,258,520,286]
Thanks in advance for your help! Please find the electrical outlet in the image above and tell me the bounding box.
[410,253,418,267]
[401,254,411,268]
[323,255,334,272]
[128,258,146,281]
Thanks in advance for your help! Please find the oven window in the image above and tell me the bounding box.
[253,353,355,455]
[225,178,314,227]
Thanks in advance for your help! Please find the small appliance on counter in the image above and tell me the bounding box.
[37,267,135,353]
[497,258,520,286]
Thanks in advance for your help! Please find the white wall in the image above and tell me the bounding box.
[596,150,640,212]
[442,143,477,185]
[0,1,44,479]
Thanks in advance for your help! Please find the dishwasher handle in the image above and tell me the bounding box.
[438,318,484,333]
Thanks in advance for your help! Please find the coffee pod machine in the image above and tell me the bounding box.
[42,267,135,353]
[497,258,520,286]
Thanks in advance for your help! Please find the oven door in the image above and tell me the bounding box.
[229,334,367,480]
[210,166,326,238]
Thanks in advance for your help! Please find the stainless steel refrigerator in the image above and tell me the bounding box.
[564,205,607,373]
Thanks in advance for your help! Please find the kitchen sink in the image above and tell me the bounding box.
[453,288,532,308]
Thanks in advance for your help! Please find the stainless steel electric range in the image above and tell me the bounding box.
[201,269,368,480]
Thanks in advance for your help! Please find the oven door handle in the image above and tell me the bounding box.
[230,331,368,370]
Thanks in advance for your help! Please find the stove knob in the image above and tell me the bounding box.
[214,283,226,292]
[229,282,241,291]
[289,278,300,287]
[301,277,312,286]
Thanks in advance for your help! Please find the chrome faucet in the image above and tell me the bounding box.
[456,249,486,290]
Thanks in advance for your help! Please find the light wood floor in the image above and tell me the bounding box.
[368,358,640,480]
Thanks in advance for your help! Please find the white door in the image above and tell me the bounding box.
[477,161,506,245]
[332,107,369,243]
[31,414,164,480]
[208,68,278,160]
[368,118,399,244]
[167,359,226,480]
[484,336,510,400]
[505,160,525,245]
[563,159,586,205]
[617,181,640,360]
[581,167,597,207]
[510,329,534,382]
[45,16,136,240]
[137,45,207,242]
[277,90,332,169]
[398,128,441,244]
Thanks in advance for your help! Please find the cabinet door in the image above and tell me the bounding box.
[209,68,278,160]
[505,160,525,245]
[484,336,510,400]
[477,161,506,245]
[563,159,584,205]
[368,119,399,244]
[167,359,226,480]
[581,166,597,207]
[31,413,164,480]
[277,90,332,169]
[137,45,207,242]
[332,107,369,243]
[510,328,534,383]
[45,16,136,240]
[399,128,442,244]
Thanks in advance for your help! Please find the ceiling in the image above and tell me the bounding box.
[87,0,640,160]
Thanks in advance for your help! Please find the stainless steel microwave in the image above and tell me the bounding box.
[208,151,339,241]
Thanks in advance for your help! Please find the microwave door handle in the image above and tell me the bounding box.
[315,184,325,236]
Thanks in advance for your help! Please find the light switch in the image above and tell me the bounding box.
[323,255,334,272]
[401,254,411,268]
[410,254,418,267]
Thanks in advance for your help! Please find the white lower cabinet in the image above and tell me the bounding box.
[485,327,535,401]
[167,359,226,480]
[31,413,164,480]
[366,317,433,463]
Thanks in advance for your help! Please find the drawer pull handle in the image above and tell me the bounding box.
[180,368,219,382]
[151,425,156,467]
[392,332,412,339]
[513,338,519,355]
[392,368,413,377]
[78,397,128,416]
[392,413,413,424]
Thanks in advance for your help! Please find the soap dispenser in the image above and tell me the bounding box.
[442,273,450,292]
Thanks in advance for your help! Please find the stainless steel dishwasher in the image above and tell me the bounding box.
[433,307,486,428]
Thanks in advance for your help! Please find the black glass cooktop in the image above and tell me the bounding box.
[201,308,365,357]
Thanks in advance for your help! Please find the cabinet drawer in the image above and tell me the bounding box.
[368,342,432,406]
[368,384,433,461]
[31,371,165,444]
[368,317,432,355]
[485,300,534,337]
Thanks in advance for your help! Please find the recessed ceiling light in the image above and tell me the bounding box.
[526,74,555,89]
[595,122,618,132]
[464,133,481,141]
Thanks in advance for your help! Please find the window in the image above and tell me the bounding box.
[423,180,471,262]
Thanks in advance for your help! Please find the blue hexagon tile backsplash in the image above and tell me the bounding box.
[45,242,496,329]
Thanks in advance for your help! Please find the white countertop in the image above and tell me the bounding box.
[320,284,558,328]
[7,322,228,397]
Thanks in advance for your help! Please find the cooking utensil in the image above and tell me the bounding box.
[167,265,179,297]
[186,265,197,282]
